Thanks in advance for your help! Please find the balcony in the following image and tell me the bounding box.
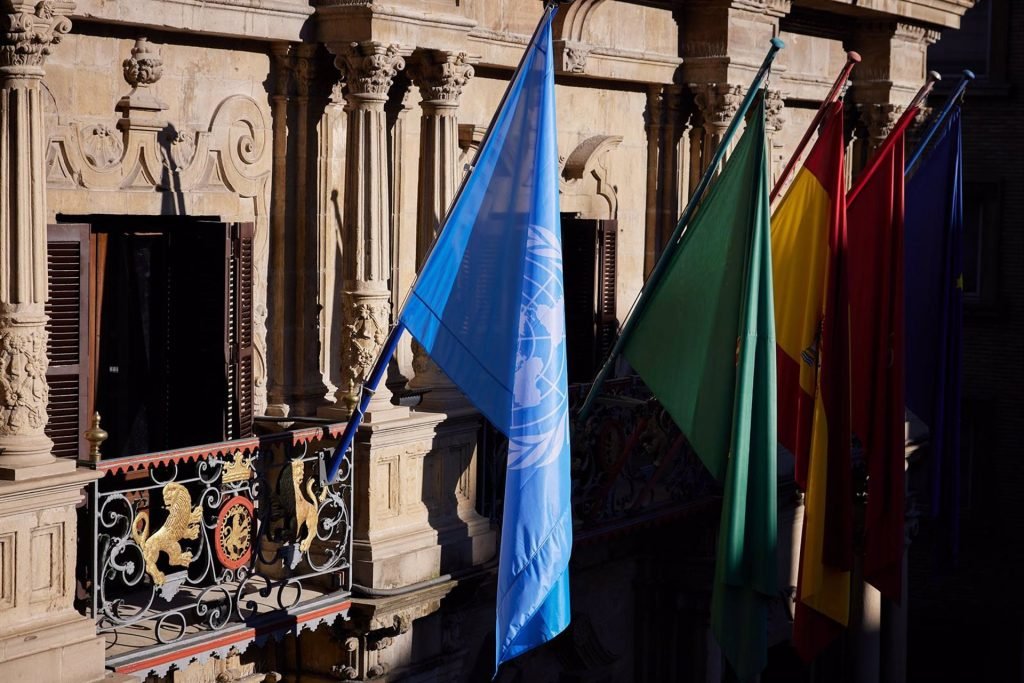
[482,377,720,542]
[78,423,353,678]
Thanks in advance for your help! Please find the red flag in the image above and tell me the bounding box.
[846,109,917,601]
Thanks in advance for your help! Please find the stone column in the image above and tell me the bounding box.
[642,85,662,278]
[0,0,75,479]
[266,43,292,418]
[320,42,411,421]
[406,49,474,411]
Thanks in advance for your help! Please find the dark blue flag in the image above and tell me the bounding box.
[399,9,571,669]
[905,107,963,558]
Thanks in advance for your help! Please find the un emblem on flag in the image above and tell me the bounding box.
[509,225,570,471]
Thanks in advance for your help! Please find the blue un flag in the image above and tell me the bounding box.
[398,9,572,670]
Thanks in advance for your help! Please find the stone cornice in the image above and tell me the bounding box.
[71,0,313,43]
[793,0,976,30]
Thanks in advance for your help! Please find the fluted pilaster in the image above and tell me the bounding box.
[0,0,76,478]
[406,49,474,409]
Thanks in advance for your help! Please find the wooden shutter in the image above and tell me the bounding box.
[595,219,618,366]
[227,222,254,438]
[45,223,91,459]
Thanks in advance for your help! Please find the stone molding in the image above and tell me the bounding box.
[0,0,73,72]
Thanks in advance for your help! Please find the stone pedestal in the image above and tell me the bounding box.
[0,468,105,683]
[350,409,495,589]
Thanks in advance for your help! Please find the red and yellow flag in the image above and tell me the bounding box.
[771,102,853,659]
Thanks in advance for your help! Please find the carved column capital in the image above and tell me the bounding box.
[293,43,316,99]
[334,41,411,105]
[408,49,475,109]
[692,82,744,133]
[0,0,73,74]
[858,102,903,146]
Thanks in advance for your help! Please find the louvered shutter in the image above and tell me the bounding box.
[45,223,91,459]
[227,222,254,438]
[595,219,618,366]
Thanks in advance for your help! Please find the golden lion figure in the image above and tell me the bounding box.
[132,482,203,585]
[283,461,328,553]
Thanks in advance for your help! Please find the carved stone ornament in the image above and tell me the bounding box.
[132,481,203,585]
[693,82,745,126]
[0,326,48,435]
[335,42,407,99]
[764,89,785,133]
[860,102,903,143]
[339,300,388,408]
[122,37,164,89]
[410,50,475,106]
[558,40,590,74]
[0,1,73,70]
[80,123,124,169]
[166,127,197,170]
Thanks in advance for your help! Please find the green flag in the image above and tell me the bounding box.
[624,101,777,680]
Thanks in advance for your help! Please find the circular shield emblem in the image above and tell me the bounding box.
[214,496,254,570]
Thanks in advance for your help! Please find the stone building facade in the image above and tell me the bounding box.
[0,0,975,681]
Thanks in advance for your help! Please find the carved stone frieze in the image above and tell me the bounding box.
[335,42,409,101]
[0,0,73,71]
[0,324,48,436]
[80,123,123,169]
[47,95,272,415]
[408,49,475,107]
[122,37,163,88]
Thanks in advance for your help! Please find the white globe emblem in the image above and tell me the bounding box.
[508,225,570,471]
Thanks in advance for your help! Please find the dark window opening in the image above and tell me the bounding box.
[561,216,618,384]
[45,217,254,459]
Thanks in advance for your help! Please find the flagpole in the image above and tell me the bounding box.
[905,69,974,175]
[578,37,785,421]
[326,3,560,483]
[849,71,941,202]
[769,51,861,204]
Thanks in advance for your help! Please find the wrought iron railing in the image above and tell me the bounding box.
[481,377,719,536]
[78,424,353,674]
